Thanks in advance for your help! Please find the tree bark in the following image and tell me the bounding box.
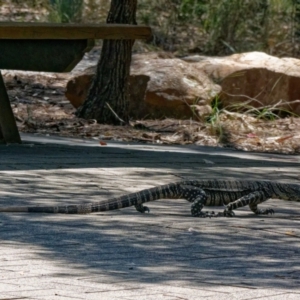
[76,0,137,124]
[294,0,300,38]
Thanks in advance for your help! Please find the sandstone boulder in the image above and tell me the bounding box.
[183,52,300,115]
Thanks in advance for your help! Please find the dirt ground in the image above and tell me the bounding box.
[3,52,300,155]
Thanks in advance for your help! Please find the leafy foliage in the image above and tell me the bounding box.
[178,0,206,21]
[48,0,83,23]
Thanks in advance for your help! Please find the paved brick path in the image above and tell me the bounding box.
[0,133,300,299]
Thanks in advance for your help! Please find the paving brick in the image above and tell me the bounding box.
[0,133,299,299]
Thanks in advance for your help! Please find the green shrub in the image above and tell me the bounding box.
[49,0,83,23]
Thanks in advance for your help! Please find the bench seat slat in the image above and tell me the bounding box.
[0,23,152,40]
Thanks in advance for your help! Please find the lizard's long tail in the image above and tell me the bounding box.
[0,182,183,214]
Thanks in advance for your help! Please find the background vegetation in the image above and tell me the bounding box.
[1,0,299,57]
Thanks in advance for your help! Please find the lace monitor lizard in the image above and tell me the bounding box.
[0,180,299,217]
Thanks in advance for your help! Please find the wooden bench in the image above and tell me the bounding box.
[0,22,152,143]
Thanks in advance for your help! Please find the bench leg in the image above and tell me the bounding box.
[0,71,21,143]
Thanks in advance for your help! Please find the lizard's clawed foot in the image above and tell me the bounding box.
[217,210,235,217]
[192,211,216,218]
[135,204,150,213]
[143,206,150,213]
[257,208,275,215]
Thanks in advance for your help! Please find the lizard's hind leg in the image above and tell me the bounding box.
[179,185,214,217]
[219,190,274,217]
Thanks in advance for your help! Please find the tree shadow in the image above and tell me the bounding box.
[0,134,300,291]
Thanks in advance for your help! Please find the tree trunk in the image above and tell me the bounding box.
[76,0,137,124]
[294,0,300,38]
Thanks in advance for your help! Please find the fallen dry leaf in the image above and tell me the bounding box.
[275,135,294,143]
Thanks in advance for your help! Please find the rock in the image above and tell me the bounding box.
[183,52,300,115]
[130,53,220,119]
[65,51,300,119]
[65,69,93,109]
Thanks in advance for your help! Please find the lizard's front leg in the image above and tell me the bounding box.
[179,185,214,217]
[135,203,150,213]
[219,190,274,217]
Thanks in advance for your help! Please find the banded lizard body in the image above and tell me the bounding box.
[0,180,300,217]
